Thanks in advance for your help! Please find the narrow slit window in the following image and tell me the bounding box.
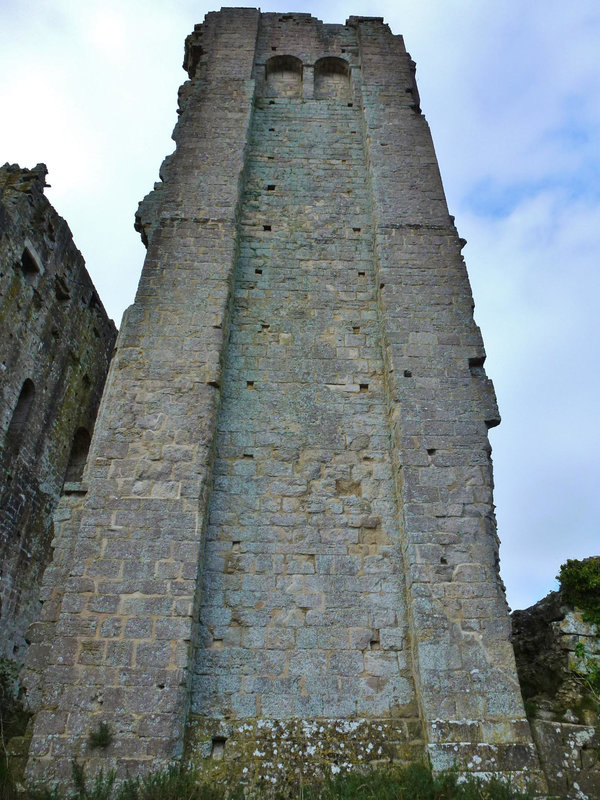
[5,379,35,453]
[20,247,41,286]
[64,427,91,483]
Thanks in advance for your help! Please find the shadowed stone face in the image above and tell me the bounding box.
[0,163,116,665]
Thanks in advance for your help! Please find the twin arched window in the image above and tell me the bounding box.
[264,55,350,100]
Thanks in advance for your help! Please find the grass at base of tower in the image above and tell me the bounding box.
[0,760,536,800]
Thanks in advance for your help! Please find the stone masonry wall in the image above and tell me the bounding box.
[25,8,262,784]
[0,163,116,664]
[352,18,541,783]
[25,11,546,793]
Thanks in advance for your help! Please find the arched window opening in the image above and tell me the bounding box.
[20,246,41,286]
[64,427,91,483]
[314,57,350,100]
[5,379,35,453]
[265,55,303,99]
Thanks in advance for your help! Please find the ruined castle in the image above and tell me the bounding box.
[1,10,598,798]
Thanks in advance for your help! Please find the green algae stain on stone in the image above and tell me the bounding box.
[185,715,425,793]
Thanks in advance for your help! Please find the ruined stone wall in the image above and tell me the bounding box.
[512,592,600,799]
[0,163,117,663]
[24,11,545,793]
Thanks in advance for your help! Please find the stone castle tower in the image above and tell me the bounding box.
[24,10,546,792]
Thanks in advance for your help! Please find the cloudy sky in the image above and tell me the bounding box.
[1,1,598,611]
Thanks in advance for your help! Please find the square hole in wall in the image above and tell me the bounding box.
[267,185,276,191]
[352,326,360,334]
[246,380,255,389]
[255,268,263,274]
[359,383,369,393]
[358,271,365,277]
[263,225,271,231]
[211,737,227,760]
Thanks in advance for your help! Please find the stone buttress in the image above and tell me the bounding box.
[24,10,546,793]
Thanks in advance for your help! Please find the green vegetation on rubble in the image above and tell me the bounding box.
[558,556,600,626]
[0,762,535,800]
[573,640,600,713]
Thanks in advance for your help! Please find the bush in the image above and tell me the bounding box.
[558,556,600,626]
